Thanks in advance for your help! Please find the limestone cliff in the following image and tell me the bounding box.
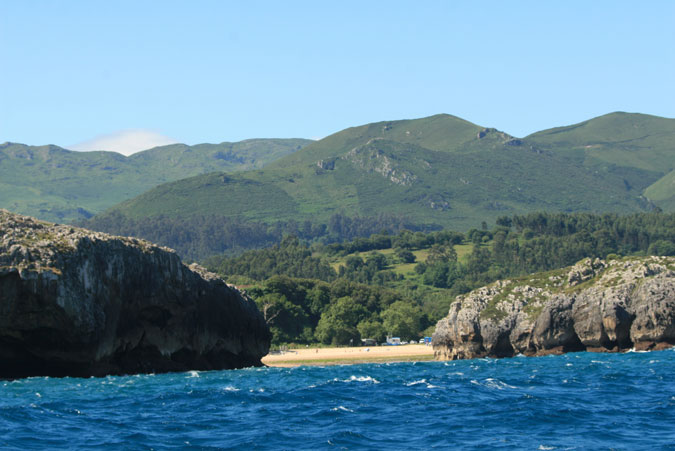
[433,256,675,360]
[0,210,271,378]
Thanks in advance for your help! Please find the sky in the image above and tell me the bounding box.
[1,1,674,155]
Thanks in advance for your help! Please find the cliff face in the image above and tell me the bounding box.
[433,256,675,360]
[0,210,271,378]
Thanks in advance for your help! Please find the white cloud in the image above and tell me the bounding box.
[68,130,179,156]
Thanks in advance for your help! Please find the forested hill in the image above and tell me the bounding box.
[85,112,674,258]
[203,212,675,346]
[0,139,310,223]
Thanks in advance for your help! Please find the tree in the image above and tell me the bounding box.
[254,293,310,344]
[395,248,416,263]
[648,240,675,256]
[357,319,386,342]
[381,301,423,340]
[314,296,367,345]
[423,262,449,288]
[425,244,457,264]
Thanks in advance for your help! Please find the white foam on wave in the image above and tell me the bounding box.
[331,405,354,413]
[538,445,556,450]
[406,379,427,386]
[486,378,517,389]
[627,348,648,353]
[187,371,200,378]
[344,375,379,384]
[471,378,517,390]
[223,386,240,392]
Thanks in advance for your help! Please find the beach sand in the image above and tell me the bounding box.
[262,344,435,367]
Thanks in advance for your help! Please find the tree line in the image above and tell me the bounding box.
[81,212,433,260]
[208,212,675,346]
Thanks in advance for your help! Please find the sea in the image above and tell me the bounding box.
[1,349,674,450]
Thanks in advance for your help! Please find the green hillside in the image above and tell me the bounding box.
[100,113,662,235]
[0,139,310,222]
[525,112,675,193]
[645,170,675,210]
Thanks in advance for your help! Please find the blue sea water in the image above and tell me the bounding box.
[1,350,674,450]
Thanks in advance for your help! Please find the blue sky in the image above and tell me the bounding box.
[1,1,674,154]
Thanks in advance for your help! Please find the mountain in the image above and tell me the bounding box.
[94,113,671,232]
[526,112,675,199]
[0,139,311,223]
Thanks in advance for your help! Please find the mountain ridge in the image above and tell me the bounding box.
[99,112,671,229]
[0,138,311,222]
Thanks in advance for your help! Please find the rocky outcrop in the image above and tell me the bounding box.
[0,210,271,378]
[433,257,675,360]
[343,139,418,186]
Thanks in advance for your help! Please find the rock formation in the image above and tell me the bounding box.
[0,210,271,378]
[433,256,675,360]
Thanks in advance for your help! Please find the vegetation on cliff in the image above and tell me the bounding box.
[0,210,271,378]
[432,256,675,359]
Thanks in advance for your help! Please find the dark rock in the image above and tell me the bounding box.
[316,159,335,170]
[505,139,523,146]
[0,210,271,378]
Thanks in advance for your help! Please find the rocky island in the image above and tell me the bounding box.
[0,210,270,378]
[433,256,675,360]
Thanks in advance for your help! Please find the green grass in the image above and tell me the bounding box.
[326,244,472,278]
[644,169,675,209]
[0,139,311,223]
[526,112,675,203]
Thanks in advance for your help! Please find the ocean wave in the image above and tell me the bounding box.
[342,375,379,384]
[331,406,354,413]
[471,378,517,390]
[1,353,673,449]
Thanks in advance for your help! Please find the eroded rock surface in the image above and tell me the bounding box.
[433,257,675,360]
[0,210,270,378]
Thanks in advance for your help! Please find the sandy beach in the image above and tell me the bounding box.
[262,344,435,367]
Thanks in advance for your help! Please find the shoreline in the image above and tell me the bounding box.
[262,344,435,367]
